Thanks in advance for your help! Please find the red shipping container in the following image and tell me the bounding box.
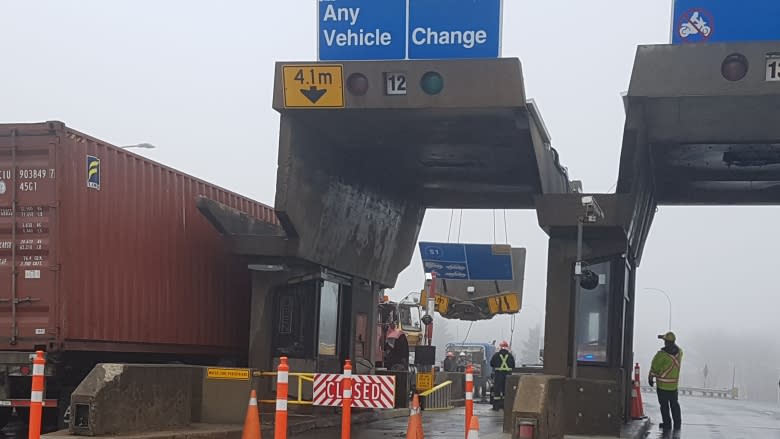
[0,121,277,356]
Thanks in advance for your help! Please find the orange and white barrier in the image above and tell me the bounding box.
[341,360,352,439]
[467,415,479,439]
[28,351,45,439]
[242,389,261,439]
[631,362,645,419]
[465,365,474,439]
[274,357,289,439]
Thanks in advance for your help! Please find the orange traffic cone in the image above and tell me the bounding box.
[242,389,262,439]
[630,363,645,419]
[406,394,424,439]
[467,415,479,439]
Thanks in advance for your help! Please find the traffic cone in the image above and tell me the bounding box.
[406,394,424,439]
[630,363,645,419]
[242,389,261,439]
[467,415,479,439]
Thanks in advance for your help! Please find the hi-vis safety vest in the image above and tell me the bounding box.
[650,349,683,391]
[497,354,512,372]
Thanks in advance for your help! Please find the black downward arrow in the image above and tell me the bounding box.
[300,86,327,104]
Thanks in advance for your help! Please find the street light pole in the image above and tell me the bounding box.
[643,287,672,331]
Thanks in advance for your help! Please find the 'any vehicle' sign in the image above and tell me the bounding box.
[313,374,396,408]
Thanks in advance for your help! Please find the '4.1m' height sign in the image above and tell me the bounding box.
[318,0,502,61]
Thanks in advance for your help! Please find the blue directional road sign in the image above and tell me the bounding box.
[672,0,780,44]
[318,0,407,61]
[408,0,502,60]
[419,242,513,281]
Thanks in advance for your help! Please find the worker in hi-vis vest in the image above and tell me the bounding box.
[489,340,515,411]
[649,331,683,431]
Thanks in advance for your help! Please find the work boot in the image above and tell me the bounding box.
[659,423,671,430]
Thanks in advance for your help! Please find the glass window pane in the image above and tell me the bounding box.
[400,305,422,332]
[318,281,339,356]
[576,260,610,363]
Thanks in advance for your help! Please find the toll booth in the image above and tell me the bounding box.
[197,198,382,379]
[535,194,639,436]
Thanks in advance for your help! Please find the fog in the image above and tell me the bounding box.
[2,1,779,401]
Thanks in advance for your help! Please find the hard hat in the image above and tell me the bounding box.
[446,351,454,357]
[460,352,466,357]
[499,340,510,349]
[657,331,676,343]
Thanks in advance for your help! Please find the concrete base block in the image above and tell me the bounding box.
[69,364,199,436]
[564,378,622,436]
[508,374,566,439]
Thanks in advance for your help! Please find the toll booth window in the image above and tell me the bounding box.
[576,260,611,363]
[318,281,339,356]
[400,305,422,332]
[272,281,316,358]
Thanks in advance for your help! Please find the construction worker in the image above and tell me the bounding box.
[442,351,457,372]
[456,352,468,372]
[649,331,683,431]
[489,341,515,410]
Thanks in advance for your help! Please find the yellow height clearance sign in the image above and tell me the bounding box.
[282,65,344,108]
[487,293,521,315]
[207,368,250,380]
[434,295,449,314]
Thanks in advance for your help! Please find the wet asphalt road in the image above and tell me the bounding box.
[642,395,780,439]
[300,396,780,438]
[2,395,777,438]
[294,402,507,439]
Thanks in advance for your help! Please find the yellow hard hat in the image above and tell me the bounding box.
[657,331,676,342]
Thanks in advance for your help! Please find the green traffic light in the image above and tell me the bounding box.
[420,71,444,95]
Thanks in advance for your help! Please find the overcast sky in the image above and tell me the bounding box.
[3,0,779,391]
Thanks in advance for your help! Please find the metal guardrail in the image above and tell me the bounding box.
[420,380,453,410]
[255,371,315,405]
[641,385,738,400]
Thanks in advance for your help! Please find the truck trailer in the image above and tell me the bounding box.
[0,122,277,429]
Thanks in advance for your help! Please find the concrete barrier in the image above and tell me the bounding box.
[69,364,200,436]
[508,375,566,439]
[68,364,259,436]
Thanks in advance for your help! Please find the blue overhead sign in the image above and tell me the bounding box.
[409,0,502,59]
[317,0,502,61]
[419,242,513,281]
[672,0,780,44]
[318,0,407,61]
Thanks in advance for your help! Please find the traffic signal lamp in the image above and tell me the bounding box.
[346,73,369,96]
[420,71,444,95]
[721,53,748,81]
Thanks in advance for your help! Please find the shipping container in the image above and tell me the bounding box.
[0,121,277,428]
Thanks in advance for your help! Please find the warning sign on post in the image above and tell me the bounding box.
[206,368,250,380]
[313,374,395,408]
[282,65,344,108]
[416,372,433,391]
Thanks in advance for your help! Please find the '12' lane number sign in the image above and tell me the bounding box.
[385,72,407,95]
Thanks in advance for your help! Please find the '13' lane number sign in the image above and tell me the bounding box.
[385,72,407,95]
[766,55,780,81]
